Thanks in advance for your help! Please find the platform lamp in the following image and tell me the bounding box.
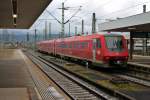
[12,0,18,27]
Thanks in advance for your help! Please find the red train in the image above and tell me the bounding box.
[37,34,129,67]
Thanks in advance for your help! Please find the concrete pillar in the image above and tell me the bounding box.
[146,38,148,54]
[129,32,134,60]
[143,38,147,55]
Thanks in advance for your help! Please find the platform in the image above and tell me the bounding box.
[0,49,39,100]
[128,55,150,68]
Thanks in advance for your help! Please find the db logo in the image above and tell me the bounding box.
[97,51,101,55]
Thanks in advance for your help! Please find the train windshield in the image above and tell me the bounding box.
[105,36,124,52]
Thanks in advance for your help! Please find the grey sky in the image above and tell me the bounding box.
[30,0,150,35]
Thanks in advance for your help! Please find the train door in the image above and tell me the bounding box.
[93,38,101,61]
[92,39,96,61]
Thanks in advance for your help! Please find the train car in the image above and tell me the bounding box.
[37,34,129,67]
[37,40,55,54]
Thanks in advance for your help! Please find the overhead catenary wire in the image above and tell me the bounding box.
[64,6,82,24]
[31,0,150,36]
[45,9,61,24]
[72,1,150,26]
[70,0,114,25]
[71,0,113,24]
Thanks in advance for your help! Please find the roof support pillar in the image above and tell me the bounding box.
[129,32,134,60]
[143,34,148,55]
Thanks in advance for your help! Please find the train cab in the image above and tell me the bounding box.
[91,34,128,67]
[102,34,128,66]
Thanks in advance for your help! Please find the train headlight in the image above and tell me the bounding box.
[117,60,121,64]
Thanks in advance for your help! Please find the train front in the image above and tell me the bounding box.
[103,34,128,66]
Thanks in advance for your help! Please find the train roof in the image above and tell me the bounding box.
[59,33,123,42]
[38,33,124,43]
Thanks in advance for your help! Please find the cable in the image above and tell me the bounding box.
[64,6,82,24]
[45,9,61,24]
[77,0,113,20]
[70,0,114,25]
[72,1,150,25]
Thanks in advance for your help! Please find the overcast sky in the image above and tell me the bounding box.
[30,0,150,36]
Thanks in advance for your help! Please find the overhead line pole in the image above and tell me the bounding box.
[58,2,69,38]
[62,2,65,38]
[45,2,82,38]
[92,13,96,34]
[49,22,51,39]
[26,32,29,42]
[75,26,77,35]
[69,23,71,37]
[34,29,37,50]
[45,21,47,40]
[81,20,84,35]
[143,5,146,13]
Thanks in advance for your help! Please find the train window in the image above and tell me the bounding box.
[74,42,77,48]
[74,43,76,48]
[59,42,68,48]
[105,36,123,51]
[65,44,68,48]
[81,42,87,48]
[81,42,84,48]
[96,39,101,48]
[69,43,72,48]
[77,42,80,48]
[74,42,80,48]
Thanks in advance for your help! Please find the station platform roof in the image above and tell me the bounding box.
[99,11,150,32]
[0,0,52,29]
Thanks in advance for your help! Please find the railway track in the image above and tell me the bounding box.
[109,68,150,87]
[126,63,150,81]
[38,51,150,83]
[39,51,150,88]
[26,50,139,100]
[114,74,150,87]
[108,65,150,87]
[25,51,122,100]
